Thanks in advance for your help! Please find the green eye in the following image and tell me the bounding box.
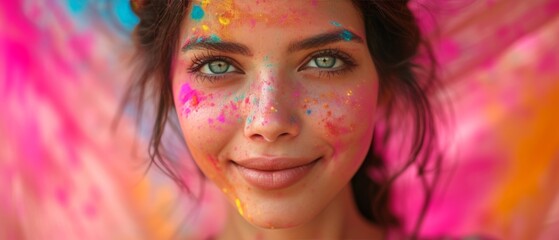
[209,60,230,73]
[200,60,236,74]
[306,55,344,69]
[314,56,336,68]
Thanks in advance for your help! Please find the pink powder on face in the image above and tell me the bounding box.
[179,83,198,105]
[217,112,226,123]
[179,83,205,117]
[311,0,318,7]
[325,121,349,136]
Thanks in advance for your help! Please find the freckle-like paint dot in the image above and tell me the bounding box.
[209,34,221,43]
[202,24,209,31]
[191,5,205,21]
[235,198,244,216]
[218,16,231,25]
[340,30,353,41]
[217,113,226,123]
[191,95,199,106]
[306,109,312,115]
[234,93,245,103]
[346,90,353,96]
[331,21,342,27]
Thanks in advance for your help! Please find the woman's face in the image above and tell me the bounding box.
[172,0,379,228]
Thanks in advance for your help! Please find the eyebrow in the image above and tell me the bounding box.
[181,29,363,55]
[182,41,253,56]
[287,29,364,53]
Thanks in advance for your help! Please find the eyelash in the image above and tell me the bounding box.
[298,49,357,79]
[187,52,241,82]
[186,49,357,82]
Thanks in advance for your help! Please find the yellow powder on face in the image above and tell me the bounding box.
[346,89,353,96]
[218,15,231,26]
[201,0,210,8]
[202,24,210,31]
[235,198,244,216]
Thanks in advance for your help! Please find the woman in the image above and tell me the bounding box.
[126,0,441,239]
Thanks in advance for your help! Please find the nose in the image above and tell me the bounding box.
[244,72,300,142]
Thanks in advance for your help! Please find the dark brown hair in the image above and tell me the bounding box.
[124,0,443,238]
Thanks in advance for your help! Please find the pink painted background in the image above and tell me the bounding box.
[1,0,558,239]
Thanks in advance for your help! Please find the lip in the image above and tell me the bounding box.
[233,157,321,190]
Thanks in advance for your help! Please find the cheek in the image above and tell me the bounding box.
[305,81,378,164]
[173,81,244,191]
[177,88,240,144]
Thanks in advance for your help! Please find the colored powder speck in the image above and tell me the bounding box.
[306,109,312,115]
[230,101,238,110]
[179,83,196,104]
[290,115,297,124]
[249,19,256,28]
[311,0,318,7]
[202,24,209,31]
[325,121,349,136]
[217,113,226,123]
[234,93,245,103]
[235,198,244,216]
[340,30,353,41]
[191,95,199,106]
[191,5,205,21]
[219,16,231,25]
[246,115,253,124]
[331,21,342,27]
[208,34,221,43]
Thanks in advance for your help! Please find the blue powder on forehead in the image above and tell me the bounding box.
[191,5,204,21]
[340,30,353,41]
[208,34,222,43]
[330,21,342,27]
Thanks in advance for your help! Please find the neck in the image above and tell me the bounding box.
[217,185,384,240]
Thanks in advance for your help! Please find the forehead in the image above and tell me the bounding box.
[181,0,364,42]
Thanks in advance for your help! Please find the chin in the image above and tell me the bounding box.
[246,214,310,230]
[238,200,321,229]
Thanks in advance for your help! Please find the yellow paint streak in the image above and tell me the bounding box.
[235,198,244,216]
[201,0,211,8]
[218,16,231,26]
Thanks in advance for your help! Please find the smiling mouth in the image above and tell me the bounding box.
[233,157,322,190]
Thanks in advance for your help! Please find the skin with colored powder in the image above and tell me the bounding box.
[128,0,442,239]
[174,1,380,238]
